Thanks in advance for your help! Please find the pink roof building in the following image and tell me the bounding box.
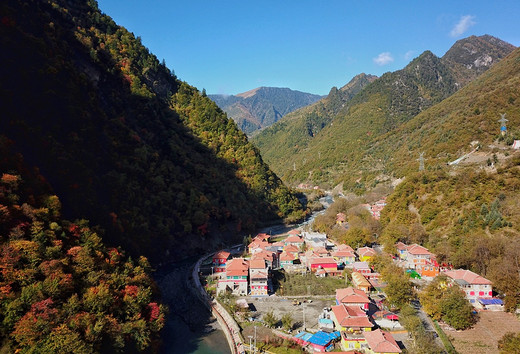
[331,304,373,330]
[443,269,493,303]
[336,287,370,310]
[363,329,401,353]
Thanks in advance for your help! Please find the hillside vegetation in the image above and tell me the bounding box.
[252,35,515,193]
[380,159,520,310]
[0,140,166,352]
[0,0,305,263]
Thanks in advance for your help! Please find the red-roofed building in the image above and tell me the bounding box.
[313,246,329,257]
[248,239,269,254]
[285,234,304,248]
[249,259,269,296]
[308,256,338,273]
[212,250,230,273]
[443,269,493,304]
[331,304,373,332]
[332,248,356,266]
[357,247,376,262]
[280,251,298,269]
[284,244,300,254]
[217,258,249,296]
[336,287,370,310]
[363,329,401,353]
[416,258,440,278]
[405,244,433,269]
[251,250,278,269]
[253,233,270,242]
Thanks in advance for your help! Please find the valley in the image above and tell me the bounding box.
[2,0,520,353]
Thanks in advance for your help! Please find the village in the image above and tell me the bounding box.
[197,196,513,354]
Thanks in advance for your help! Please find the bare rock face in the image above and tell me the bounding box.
[442,34,516,87]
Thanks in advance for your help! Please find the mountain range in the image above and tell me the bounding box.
[252,34,516,192]
[209,87,323,134]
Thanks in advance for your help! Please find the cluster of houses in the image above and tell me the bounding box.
[292,286,401,353]
[394,241,502,310]
[214,229,389,297]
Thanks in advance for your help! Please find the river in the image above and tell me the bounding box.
[155,194,333,353]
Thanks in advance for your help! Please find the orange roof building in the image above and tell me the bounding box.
[336,287,370,310]
[363,329,401,353]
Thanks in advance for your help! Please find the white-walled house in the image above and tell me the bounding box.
[443,269,493,304]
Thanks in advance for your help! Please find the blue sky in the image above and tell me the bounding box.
[97,1,519,96]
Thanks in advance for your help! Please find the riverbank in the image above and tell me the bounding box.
[155,257,231,354]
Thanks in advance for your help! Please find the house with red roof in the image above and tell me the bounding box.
[217,258,249,296]
[249,259,269,296]
[363,329,401,353]
[357,247,376,262]
[280,251,298,269]
[285,234,304,248]
[332,247,356,266]
[284,244,300,254]
[308,256,338,274]
[313,246,330,257]
[443,269,493,304]
[248,239,269,254]
[405,244,434,269]
[251,249,278,269]
[331,303,373,332]
[253,233,270,242]
[336,287,370,311]
[212,250,230,273]
[352,261,371,275]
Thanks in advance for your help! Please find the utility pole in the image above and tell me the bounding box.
[248,335,253,353]
[254,324,257,353]
[417,152,425,172]
[293,162,296,171]
[303,301,306,330]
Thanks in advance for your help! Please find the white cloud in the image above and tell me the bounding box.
[373,52,394,66]
[450,15,476,37]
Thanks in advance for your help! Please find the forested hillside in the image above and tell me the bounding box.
[252,35,515,193]
[380,162,520,310]
[0,0,305,263]
[209,87,323,134]
[0,139,166,352]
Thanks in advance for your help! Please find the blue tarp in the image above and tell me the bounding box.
[478,298,503,305]
[294,331,313,342]
[308,331,340,346]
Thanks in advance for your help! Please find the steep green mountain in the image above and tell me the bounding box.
[252,73,377,179]
[0,140,166,352]
[0,0,305,264]
[209,87,323,134]
[252,35,515,192]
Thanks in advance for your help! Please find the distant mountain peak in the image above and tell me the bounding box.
[209,87,323,134]
[236,87,262,99]
[442,34,516,86]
